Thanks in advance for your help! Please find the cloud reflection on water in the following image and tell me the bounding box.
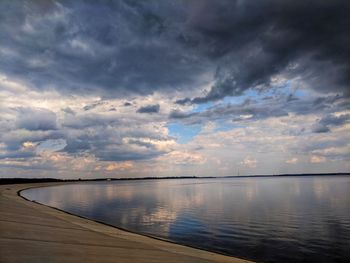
[22,176,350,263]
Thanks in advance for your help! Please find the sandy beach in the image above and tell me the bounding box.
[0,183,253,263]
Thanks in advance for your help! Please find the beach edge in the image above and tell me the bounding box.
[1,182,254,263]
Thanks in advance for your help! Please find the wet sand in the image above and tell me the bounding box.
[0,183,254,263]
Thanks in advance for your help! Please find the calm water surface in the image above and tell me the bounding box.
[22,176,350,263]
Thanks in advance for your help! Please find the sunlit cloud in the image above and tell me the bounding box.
[310,156,327,164]
[241,157,258,168]
[105,162,133,172]
[286,158,298,164]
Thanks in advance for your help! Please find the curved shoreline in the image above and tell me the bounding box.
[1,182,254,263]
[17,185,237,259]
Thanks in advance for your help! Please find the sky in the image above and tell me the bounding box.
[0,0,349,179]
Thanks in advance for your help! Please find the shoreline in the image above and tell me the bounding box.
[0,182,253,263]
[17,184,237,259]
[1,172,349,185]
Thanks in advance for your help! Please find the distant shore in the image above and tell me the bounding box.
[1,172,349,185]
[0,182,253,263]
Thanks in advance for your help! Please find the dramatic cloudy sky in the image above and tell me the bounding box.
[1,0,349,178]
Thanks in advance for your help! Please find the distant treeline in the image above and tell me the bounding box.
[0,178,65,185]
[224,173,350,178]
[0,176,200,185]
[0,173,349,185]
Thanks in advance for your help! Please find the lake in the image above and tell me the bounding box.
[21,176,350,263]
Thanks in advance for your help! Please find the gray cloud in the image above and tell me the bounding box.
[62,138,91,154]
[0,150,36,160]
[169,110,193,119]
[59,114,172,162]
[2,129,63,151]
[96,149,162,162]
[319,114,350,127]
[83,101,105,111]
[171,92,350,127]
[312,113,350,133]
[62,113,119,129]
[311,124,330,134]
[15,108,57,131]
[136,104,160,114]
[62,107,75,115]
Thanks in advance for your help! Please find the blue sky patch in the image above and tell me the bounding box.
[167,123,202,144]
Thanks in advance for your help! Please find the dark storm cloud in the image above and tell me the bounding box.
[179,0,350,103]
[136,104,160,113]
[1,0,349,102]
[0,0,210,97]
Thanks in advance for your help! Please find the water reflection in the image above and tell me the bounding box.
[22,176,350,263]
